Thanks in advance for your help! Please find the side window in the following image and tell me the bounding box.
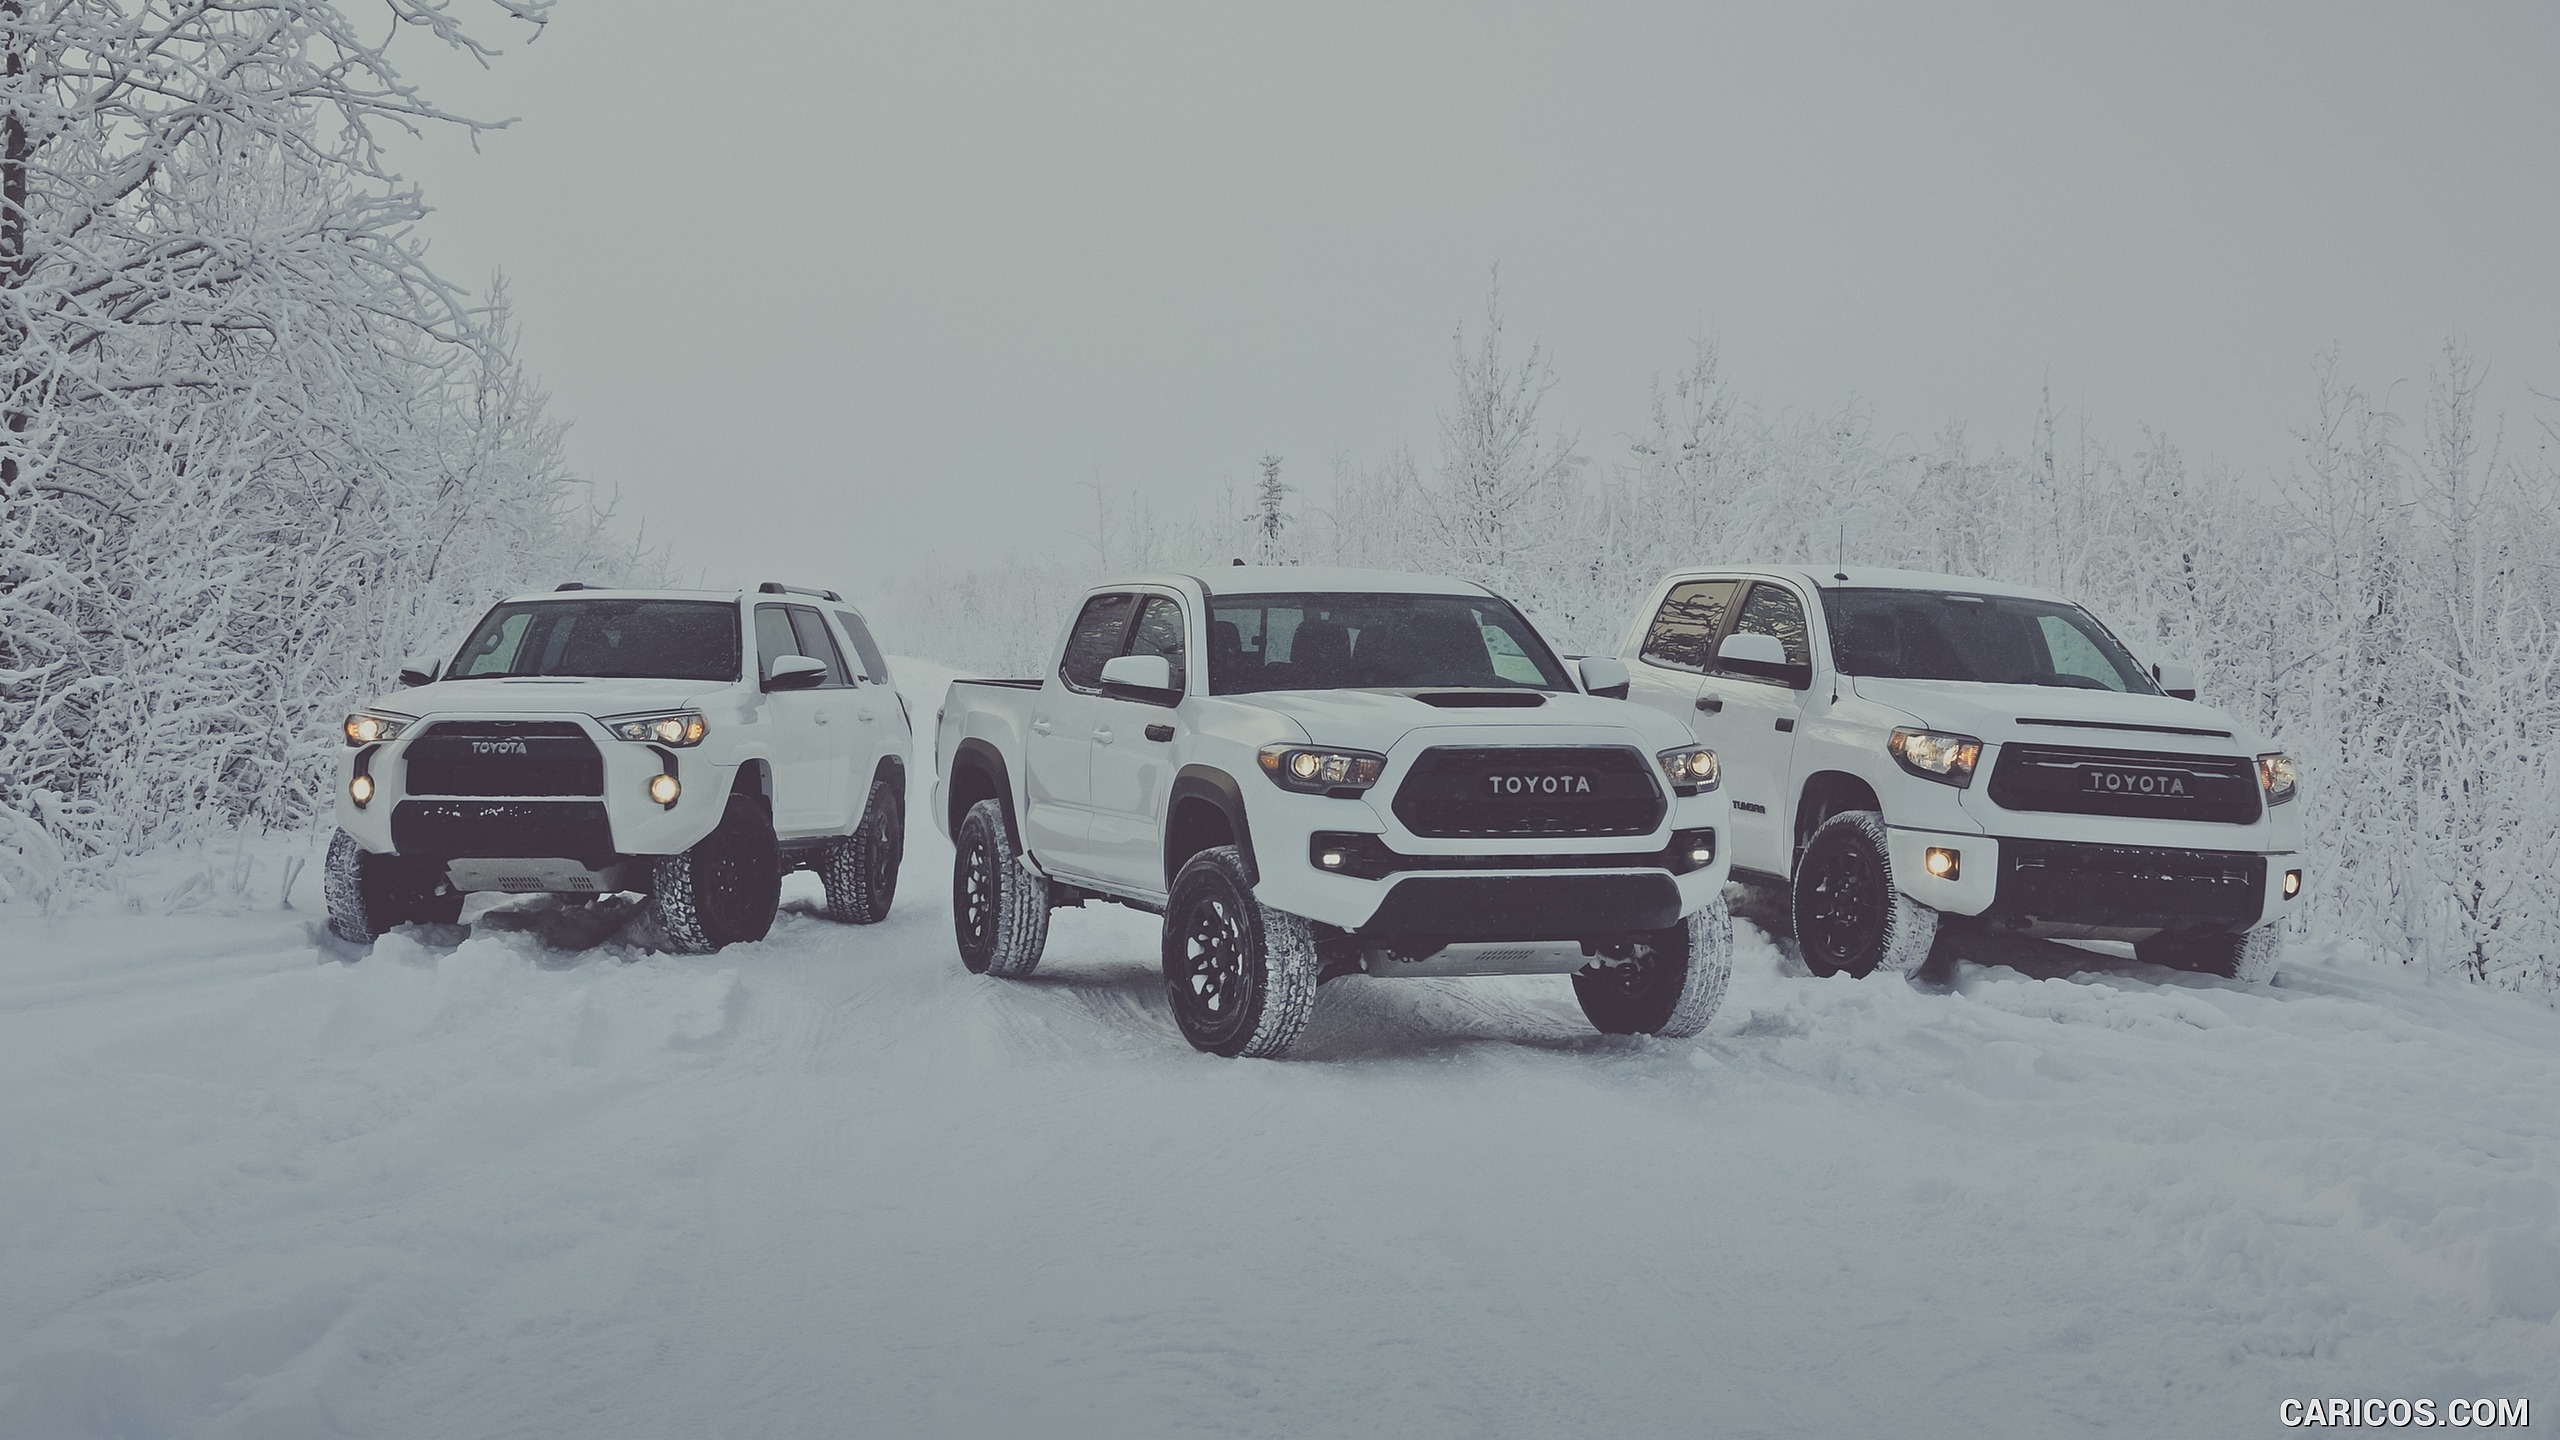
[2035,614,2128,691]
[453,611,532,677]
[1479,615,1544,684]
[1640,580,1738,672]
[1724,583,1811,675]
[786,607,855,688]
[1059,593,1135,693]
[1123,595,1188,693]
[832,609,892,685]
[753,605,802,680]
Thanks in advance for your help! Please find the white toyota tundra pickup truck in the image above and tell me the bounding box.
[1613,566,2304,982]
[327,583,912,953]
[932,567,1735,1057]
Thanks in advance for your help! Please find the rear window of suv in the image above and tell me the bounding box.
[448,599,742,682]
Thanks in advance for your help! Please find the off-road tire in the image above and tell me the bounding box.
[323,828,463,944]
[1793,810,1939,978]
[1161,846,1321,1059]
[952,798,1050,978]
[649,793,782,955]
[818,775,902,924]
[1573,897,1735,1037]
[2136,925,2283,984]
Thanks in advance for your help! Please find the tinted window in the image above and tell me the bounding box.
[1640,580,1739,672]
[1206,592,1573,695]
[832,609,891,685]
[753,605,802,679]
[1823,588,2157,691]
[447,600,741,682]
[1724,583,1810,674]
[1124,595,1188,693]
[786,607,855,688]
[1060,593,1135,692]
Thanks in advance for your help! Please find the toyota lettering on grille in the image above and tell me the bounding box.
[1484,773,1594,796]
[470,739,531,756]
[2081,767,2188,797]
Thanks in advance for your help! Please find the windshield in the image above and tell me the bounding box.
[1822,588,2158,693]
[446,599,742,682]
[1207,592,1574,695]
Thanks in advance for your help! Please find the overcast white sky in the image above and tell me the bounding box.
[392,1,2560,599]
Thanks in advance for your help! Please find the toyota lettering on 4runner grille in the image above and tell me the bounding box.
[1485,771,1594,796]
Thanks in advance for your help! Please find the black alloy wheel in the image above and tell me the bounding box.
[697,801,780,946]
[954,815,1000,972]
[1172,888,1258,1053]
[1797,839,1887,977]
[865,791,902,907]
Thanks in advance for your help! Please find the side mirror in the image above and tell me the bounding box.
[396,653,440,688]
[1099,652,1180,705]
[765,654,828,691]
[1716,632,1811,690]
[1577,655,1631,700]
[2153,661,2199,702]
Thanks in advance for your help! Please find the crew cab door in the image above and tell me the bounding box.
[1021,592,1135,871]
[1693,581,1815,877]
[1084,593,1187,889]
[753,603,838,834]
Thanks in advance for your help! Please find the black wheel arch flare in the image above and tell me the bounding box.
[1165,765,1255,891]
[946,737,1013,837]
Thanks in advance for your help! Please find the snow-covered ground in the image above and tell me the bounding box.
[3,665,2554,1438]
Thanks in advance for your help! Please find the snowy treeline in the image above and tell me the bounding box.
[884,299,2560,996]
[0,1,657,905]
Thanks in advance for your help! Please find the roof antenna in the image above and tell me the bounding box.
[1230,557,1246,567]
[1833,522,1848,584]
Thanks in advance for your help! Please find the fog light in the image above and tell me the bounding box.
[348,773,374,807]
[2283,868,2301,899]
[1688,842,1713,865]
[648,773,680,806]
[1924,846,1960,880]
[1317,849,1346,870]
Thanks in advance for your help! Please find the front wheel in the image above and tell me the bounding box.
[1573,898,1735,1037]
[818,775,903,924]
[323,829,463,944]
[2136,926,2282,984]
[1792,811,1939,978]
[1161,846,1321,1058]
[952,799,1049,977]
[649,793,782,954]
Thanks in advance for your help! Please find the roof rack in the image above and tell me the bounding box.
[555,581,598,591]
[757,582,844,602]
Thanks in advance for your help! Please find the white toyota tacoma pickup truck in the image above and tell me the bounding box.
[1614,566,2304,982]
[327,583,912,953]
[933,567,1735,1058]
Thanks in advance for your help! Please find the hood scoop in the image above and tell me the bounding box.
[2017,716,2232,740]
[1410,690,1548,709]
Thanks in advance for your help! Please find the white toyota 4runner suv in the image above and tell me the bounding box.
[326,583,912,953]
[1613,567,2304,982]
[933,567,1734,1058]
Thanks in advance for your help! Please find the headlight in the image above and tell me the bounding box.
[1889,727,1983,787]
[2258,752,2298,805]
[603,711,709,747]
[343,711,413,746]
[1657,746,1720,794]
[1259,744,1387,794]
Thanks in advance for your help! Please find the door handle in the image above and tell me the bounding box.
[1696,694,1723,715]
[1092,727,1115,746]
[814,710,831,726]
[1145,723,1175,743]
[1031,717,1054,736]
[856,708,876,723]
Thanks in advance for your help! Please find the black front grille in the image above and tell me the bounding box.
[404,721,604,798]
[391,800,616,864]
[1987,744,2260,824]
[1995,839,2264,931]
[1391,746,1664,838]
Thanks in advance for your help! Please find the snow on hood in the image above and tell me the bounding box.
[1845,675,2265,753]
[1236,687,1689,750]
[368,675,737,721]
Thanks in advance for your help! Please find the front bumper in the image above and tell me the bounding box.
[1885,825,2299,937]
